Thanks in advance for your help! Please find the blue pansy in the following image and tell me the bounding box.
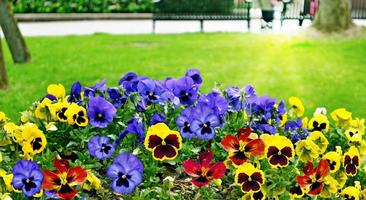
[107,87,126,108]
[67,81,82,103]
[190,105,220,140]
[87,97,117,128]
[176,107,195,138]
[115,118,145,146]
[88,136,115,160]
[11,160,43,197]
[150,113,167,125]
[172,77,198,106]
[106,153,144,194]
[137,79,162,104]
[185,68,202,85]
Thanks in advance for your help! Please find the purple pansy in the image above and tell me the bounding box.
[67,81,82,103]
[107,87,126,108]
[106,153,144,194]
[84,80,107,98]
[198,90,228,116]
[150,113,167,125]
[285,119,309,144]
[225,85,256,111]
[176,107,195,138]
[88,136,115,160]
[115,118,145,146]
[185,68,202,85]
[172,77,198,106]
[118,72,146,94]
[137,79,162,104]
[11,160,43,197]
[191,105,220,140]
[87,97,117,128]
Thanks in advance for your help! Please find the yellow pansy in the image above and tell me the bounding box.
[343,146,360,176]
[144,123,182,161]
[34,98,52,120]
[331,108,352,127]
[82,170,101,191]
[48,101,70,122]
[351,118,365,135]
[0,193,12,200]
[235,162,265,193]
[47,83,66,100]
[345,127,363,143]
[308,131,329,155]
[0,112,8,124]
[319,175,338,198]
[323,147,342,173]
[301,117,308,129]
[20,123,47,159]
[288,96,304,117]
[289,184,305,199]
[264,134,295,167]
[279,112,287,127]
[46,122,57,131]
[0,170,13,192]
[64,103,88,127]
[332,170,348,189]
[295,139,320,163]
[308,114,329,133]
[3,123,22,143]
[341,185,360,200]
[20,111,31,124]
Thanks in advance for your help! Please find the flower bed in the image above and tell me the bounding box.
[0,69,365,200]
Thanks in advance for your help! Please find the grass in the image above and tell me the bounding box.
[1,32,366,120]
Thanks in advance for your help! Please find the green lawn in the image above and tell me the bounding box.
[1,32,366,120]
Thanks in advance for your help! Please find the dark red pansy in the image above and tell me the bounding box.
[183,150,226,187]
[43,158,87,200]
[267,146,293,167]
[221,128,264,167]
[296,159,330,195]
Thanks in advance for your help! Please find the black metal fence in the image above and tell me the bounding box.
[152,0,252,32]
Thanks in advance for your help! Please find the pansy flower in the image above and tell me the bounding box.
[345,127,363,143]
[264,134,294,167]
[289,184,305,199]
[107,87,126,108]
[172,77,198,106]
[67,81,83,103]
[150,113,167,126]
[331,108,352,127]
[64,103,88,127]
[49,102,70,122]
[11,160,43,197]
[308,114,329,132]
[296,159,330,195]
[115,118,145,146]
[288,96,304,117]
[343,146,360,176]
[235,162,265,193]
[185,68,202,85]
[308,131,329,155]
[34,98,52,120]
[47,84,66,101]
[225,85,256,112]
[182,150,226,187]
[87,97,117,128]
[19,123,47,159]
[341,185,361,200]
[144,123,182,161]
[43,158,87,200]
[221,128,264,167]
[323,147,342,173]
[350,118,365,135]
[176,107,195,138]
[319,175,338,198]
[137,79,162,104]
[106,153,144,194]
[191,105,220,140]
[88,136,115,160]
[295,139,320,163]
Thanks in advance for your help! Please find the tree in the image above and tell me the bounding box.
[0,39,8,90]
[313,0,354,32]
[0,0,31,63]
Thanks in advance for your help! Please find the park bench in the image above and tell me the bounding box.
[152,0,252,33]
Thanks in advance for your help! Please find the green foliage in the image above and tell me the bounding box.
[11,0,153,13]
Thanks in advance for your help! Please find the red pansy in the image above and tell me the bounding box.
[183,150,226,187]
[296,159,330,195]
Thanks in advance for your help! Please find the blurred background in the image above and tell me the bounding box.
[0,0,365,120]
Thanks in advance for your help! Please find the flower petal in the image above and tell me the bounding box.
[221,135,240,152]
[182,160,201,177]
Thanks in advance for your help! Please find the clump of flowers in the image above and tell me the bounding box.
[0,69,365,200]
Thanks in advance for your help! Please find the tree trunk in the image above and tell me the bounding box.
[313,0,354,32]
[0,0,31,63]
[0,39,8,90]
